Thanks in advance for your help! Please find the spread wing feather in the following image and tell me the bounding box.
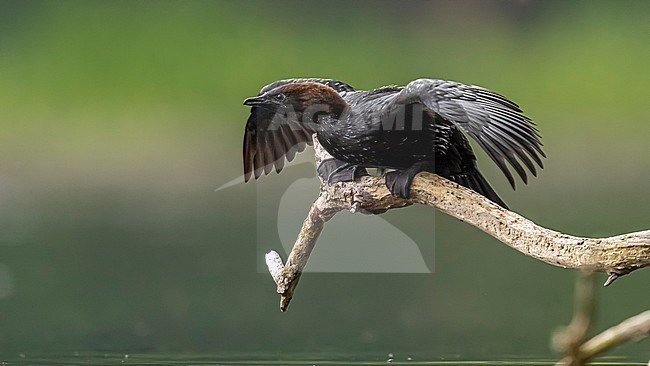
[396,79,545,188]
[243,78,355,181]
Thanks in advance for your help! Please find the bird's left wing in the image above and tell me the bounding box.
[391,78,545,188]
[243,78,355,182]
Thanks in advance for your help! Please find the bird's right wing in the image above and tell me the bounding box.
[243,78,355,182]
[392,78,545,188]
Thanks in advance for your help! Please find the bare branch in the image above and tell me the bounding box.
[266,195,344,311]
[553,271,650,365]
[265,137,650,311]
[553,271,597,366]
[577,310,650,361]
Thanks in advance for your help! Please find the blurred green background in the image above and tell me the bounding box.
[0,0,648,363]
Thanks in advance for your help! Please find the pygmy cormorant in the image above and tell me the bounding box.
[242,78,545,208]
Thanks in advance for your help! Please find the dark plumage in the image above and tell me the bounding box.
[243,78,545,208]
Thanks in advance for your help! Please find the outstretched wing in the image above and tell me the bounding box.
[394,78,545,188]
[243,78,355,182]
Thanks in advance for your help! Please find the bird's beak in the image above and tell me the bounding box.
[243,96,267,106]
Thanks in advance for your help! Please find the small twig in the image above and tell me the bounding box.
[265,136,650,311]
[555,309,650,365]
[265,251,284,286]
[552,271,597,366]
[553,272,650,365]
[578,310,650,360]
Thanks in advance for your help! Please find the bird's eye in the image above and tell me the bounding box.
[275,93,286,102]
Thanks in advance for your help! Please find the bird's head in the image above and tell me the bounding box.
[243,82,347,125]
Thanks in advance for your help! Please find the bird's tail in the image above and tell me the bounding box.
[448,170,508,209]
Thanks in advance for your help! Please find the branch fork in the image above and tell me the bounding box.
[265,137,650,312]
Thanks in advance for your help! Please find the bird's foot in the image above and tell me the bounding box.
[317,159,367,183]
[384,163,432,198]
[384,170,414,198]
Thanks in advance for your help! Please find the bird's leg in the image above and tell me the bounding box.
[385,162,434,198]
[317,158,368,183]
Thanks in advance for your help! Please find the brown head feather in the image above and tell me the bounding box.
[273,82,348,117]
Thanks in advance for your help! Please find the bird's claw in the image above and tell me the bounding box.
[385,171,412,198]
